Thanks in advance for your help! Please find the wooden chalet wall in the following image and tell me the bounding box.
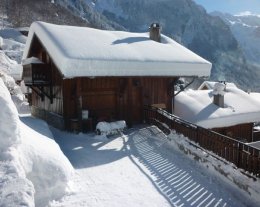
[213,123,254,142]
[63,77,176,130]
[28,35,64,128]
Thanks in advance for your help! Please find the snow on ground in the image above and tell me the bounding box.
[167,131,260,203]
[0,76,74,207]
[19,117,74,207]
[1,70,259,206]
[0,27,26,80]
[48,126,258,207]
[0,78,35,207]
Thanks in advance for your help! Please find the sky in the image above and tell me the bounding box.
[193,0,260,15]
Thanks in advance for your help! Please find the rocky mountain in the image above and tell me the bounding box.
[56,0,260,91]
[0,0,89,28]
[0,0,123,30]
[211,11,260,68]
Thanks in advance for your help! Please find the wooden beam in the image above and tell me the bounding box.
[127,78,133,127]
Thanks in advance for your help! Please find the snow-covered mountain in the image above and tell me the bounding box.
[0,0,101,28]
[211,11,260,68]
[56,0,260,91]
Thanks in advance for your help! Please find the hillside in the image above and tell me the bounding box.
[211,11,260,68]
[0,0,89,27]
[0,0,122,30]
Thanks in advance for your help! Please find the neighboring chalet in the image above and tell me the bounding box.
[198,81,237,90]
[22,21,211,132]
[174,82,260,143]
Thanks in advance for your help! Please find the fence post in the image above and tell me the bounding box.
[196,126,199,143]
[237,142,242,168]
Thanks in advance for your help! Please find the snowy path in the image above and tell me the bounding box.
[49,125,254,207]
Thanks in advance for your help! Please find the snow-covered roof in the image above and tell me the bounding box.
[22,21,212,78]
[198,81,237,90]
[22,57,44,65]
[174,87,260,129]
[249,92,260,103]
[247,141,260,150]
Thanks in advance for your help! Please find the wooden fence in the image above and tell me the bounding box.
[144,105,260,178]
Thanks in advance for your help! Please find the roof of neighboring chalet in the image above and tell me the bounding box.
[247,141,260,150]
[174,86,260,129]
[198,81,237,90]
[22,57,44,65]
[22,21,212,78]
[249,92,260,103]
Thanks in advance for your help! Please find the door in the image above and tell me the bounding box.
[131,79,143,124]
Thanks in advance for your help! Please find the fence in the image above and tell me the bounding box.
[144,105,260,178]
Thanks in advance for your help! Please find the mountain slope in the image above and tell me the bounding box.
[0,0,123,30]
[0,0,89,27]
[211,11,260,67]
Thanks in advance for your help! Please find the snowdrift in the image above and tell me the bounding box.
[19,118,74,207]
[0,78,21,151]
[0,77,74,207]
[0,78,34,207]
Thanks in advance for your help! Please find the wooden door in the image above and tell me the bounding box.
[131,79,143,124]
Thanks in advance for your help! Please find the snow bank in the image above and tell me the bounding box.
[167,130,260,204]
[0,78,34,207]
[19,119,74,207]
[0,76,74,206]
[0,72,30,114]
[0,78,21,151]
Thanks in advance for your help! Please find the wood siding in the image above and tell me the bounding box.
[29,35,64,115]
[213,123,254,143]
[61,77,176,129]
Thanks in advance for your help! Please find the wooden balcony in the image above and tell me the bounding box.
[22,61,53,103]
[23,63,51,86]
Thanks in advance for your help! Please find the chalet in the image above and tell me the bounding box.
[174,82,260,142]
[198,81,237,90]
[22,21,211,132]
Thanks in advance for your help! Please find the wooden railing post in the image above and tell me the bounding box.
[237,142,242,168]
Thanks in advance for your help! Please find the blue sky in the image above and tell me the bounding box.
[193,0,260,14]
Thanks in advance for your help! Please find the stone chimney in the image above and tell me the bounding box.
[149,23,161,42]
[213,82,225,108]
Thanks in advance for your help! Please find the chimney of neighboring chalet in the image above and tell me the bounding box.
[149,23,161,42]
[213,82,225,108]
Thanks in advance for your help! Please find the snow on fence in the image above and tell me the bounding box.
[144,105,260,178]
